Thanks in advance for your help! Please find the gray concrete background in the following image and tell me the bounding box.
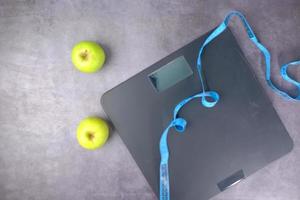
[0,0,300,200]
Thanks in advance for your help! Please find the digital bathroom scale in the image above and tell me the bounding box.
[101,28,293,200]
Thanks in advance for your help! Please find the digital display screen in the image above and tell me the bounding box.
[148,56,193,92]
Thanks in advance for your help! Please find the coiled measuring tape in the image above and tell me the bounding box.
[159,11,300,200]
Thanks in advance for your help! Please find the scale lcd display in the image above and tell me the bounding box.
[148,56,193,92]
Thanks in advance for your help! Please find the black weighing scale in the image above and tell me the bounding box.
[101,28,293,200]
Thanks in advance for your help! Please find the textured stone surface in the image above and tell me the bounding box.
[0,0,300,200]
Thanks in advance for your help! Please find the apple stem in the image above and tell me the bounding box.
[80,50,88,60]
[87,132,95,140]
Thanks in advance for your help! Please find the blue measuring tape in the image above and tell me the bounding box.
[159,11,300,200]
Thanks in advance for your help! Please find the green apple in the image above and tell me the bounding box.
[76,117,109,150]
[71,41,106,73]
